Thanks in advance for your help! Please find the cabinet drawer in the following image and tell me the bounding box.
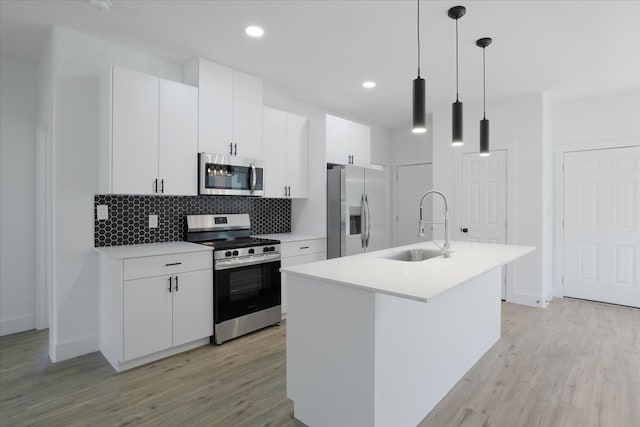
[281,252,326,268]
[281,239,326,258]
[124,251,213,281]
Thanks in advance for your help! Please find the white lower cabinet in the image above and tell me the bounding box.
[279,238,326,316]
[99,250,213,372]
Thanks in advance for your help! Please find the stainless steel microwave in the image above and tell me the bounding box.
[198,153,264,196]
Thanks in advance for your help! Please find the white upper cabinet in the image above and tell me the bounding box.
[263,107,288,198]
[111,66,198,195]
[158,79,198,196]
[185,58,263,160]
[112,67,160,195]
[232,70,263,159]
[262,106,309,198]
[196,59,233,155]
[286,112,309,198]
[349,121,372,167]
[326,114,350,165]
[325,114,371,166]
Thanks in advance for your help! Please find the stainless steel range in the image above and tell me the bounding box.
[185,214,281,345]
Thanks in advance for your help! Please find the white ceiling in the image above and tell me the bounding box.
[1,0,639,130]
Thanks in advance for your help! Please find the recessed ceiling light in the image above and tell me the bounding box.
[88,0,112,11]
[245,26,265,38]
[362,81,376,89]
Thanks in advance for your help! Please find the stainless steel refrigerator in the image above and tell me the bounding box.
[327,164,390,258]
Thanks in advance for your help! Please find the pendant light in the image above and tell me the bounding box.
[448,6,466,146]
[412,0,426,134]
[476,37,492,156]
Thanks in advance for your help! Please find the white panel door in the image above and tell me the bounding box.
[172,269,214,347]
[262,106,288,198]
[286,112,309,198]
[197,59,233,155]
[123,275,173,361]
[461,151,507,244]
[326,114,350,165]
[232,70,263,159]
[563,146,640,307]
[349,122,371,167]
[397,164,433,246]
[158,79,198,196]
[112,67,159,195]
[461,151,508,298]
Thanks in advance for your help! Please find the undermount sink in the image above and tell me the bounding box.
[381,248,449,262]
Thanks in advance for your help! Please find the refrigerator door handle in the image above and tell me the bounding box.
[360,194,366,248]
[365,194,371,248]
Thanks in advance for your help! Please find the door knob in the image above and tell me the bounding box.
[461,227,469,233]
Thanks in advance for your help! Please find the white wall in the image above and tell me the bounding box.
[389,114,433,166]
[553,89,640,145]
[47,27,184,361]
[0,56,39,335]
[433,92,551,307]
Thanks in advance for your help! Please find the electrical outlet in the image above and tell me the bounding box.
[96,205,109,220]
[149,214,158,228]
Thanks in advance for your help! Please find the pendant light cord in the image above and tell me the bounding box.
[483,47,486,119]
[455,19,459,102]
[417,0,421,77]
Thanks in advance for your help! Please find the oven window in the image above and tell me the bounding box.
[229,268,263,301]
[214,261,280,323]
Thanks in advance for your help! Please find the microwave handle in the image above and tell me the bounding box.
[250,163,256,193]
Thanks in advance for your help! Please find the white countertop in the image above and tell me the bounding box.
[251,233,325,243]
[281,240,535,303]
[94,241,212,259]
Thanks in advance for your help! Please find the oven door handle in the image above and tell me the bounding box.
[215,254,281,271]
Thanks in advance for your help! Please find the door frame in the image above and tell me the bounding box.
[393,162,433,248]
[456,149,511,300]
[554,138,640,299]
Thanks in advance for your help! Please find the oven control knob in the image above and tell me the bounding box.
[263,247,269,253]
[269,246,275,252]
[248,248,255,254]
[232,250,239,256]
[225,251,232,257]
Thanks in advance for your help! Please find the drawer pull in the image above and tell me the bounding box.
[165,262,182,266]
[300,246,310,250]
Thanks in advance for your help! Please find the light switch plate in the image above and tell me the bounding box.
[96,205,108,220]
[149,214,158,228]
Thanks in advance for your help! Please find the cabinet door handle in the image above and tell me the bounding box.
[284,186,288,197]
[160,179,164,194]
[229,142,233,155]
[154,178,158,193]
[168,276,173,293]
[287,186,291,197]
[165,262,182,266]
[300,246,310,250]
[175,276,179,292]
[234,143,237,156]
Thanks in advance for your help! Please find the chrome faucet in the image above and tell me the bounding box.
[418,190,450,258]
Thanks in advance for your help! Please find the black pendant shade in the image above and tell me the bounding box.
[479,118,490,156]
[413,76,426,133]
[477,37,492,156]
[448,6,466,146]
[452,101,463,145]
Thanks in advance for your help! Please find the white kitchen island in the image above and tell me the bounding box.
[281,240,534,427]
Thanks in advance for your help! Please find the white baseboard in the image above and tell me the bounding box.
[52,334,99,362]
[507,291,548,308]
[0,315,36,336]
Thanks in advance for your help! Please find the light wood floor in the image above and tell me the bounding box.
[1,298,639,427]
